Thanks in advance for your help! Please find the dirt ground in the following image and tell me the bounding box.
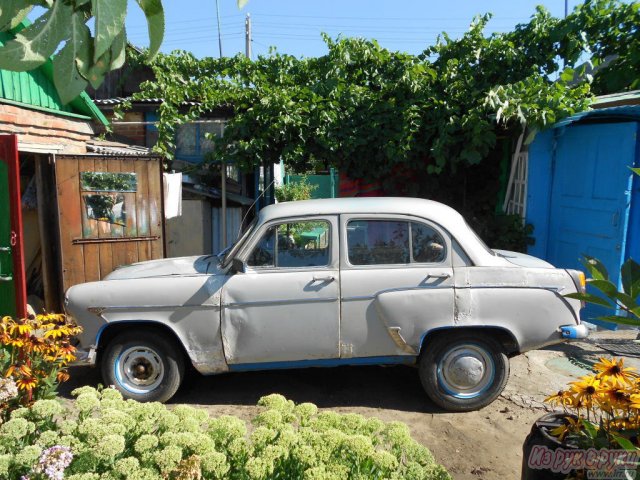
[60,330,640,480]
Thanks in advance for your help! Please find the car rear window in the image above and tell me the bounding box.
[347,220,446,265]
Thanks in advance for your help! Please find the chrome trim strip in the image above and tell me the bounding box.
[342,284,452,302]
[88,304,218,311]
[225,297,339,308]
[341,295,376,302]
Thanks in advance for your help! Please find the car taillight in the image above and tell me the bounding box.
[577,271,586,293]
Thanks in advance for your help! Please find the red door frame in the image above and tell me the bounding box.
[0,135,27,318]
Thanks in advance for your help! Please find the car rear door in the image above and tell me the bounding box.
[339,214,455,359]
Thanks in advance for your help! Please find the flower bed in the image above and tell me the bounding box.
[0,387,451,480]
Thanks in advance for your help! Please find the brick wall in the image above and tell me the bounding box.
[103,111,147,147]
[0,103,94,153]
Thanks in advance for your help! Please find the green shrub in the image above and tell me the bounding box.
[0,388,451,480]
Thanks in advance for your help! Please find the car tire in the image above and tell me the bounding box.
[101,331,185,403]
[419,332,509,412]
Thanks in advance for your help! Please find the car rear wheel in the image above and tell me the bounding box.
[419,332,509,412]
[101,331,185,403]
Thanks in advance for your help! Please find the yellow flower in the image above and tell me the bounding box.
[544,390,575,407]
[550,416,582,441]
[629,393,640,410]
[594,357,637,386]
[7,320,32,336]
[570,375,601,408]
[599,383,631,411]
[5,363,32,378]
[16,375,38,391]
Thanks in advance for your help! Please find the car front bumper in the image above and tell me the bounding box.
[560,324,589,340]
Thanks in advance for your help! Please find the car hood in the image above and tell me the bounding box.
[492,249,555,268]
[104,255,222,280]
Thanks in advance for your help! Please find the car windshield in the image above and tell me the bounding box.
[220,218,258,267]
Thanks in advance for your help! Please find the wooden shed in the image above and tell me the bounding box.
[0,28,165,318]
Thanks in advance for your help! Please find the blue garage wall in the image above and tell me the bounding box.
[525,129,554,259]
[627,122,640,263]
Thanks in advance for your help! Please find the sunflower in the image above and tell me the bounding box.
[570,375,602,408]
[594,358,637,386]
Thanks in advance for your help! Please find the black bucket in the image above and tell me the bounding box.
[522,412,577,480]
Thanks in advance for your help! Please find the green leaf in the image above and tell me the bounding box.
[136,0,165,59]
[565,292,613,308]
[611,434,639,452]
[588,278,619,296]
[0,0,73,71]
[632,167,640,176]
[621,258,640,298]
[0,0,33,32]
[580,418,597,439]
[237,0,249,8]
[83,48,112,89]
[53,11,90,105]
[92,0,127,62]
[109,28,126,71]
[595,315,640,327]
[582,255,609,281]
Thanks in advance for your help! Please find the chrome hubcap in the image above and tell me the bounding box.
[117,346,164,393]
[438,345,494,398]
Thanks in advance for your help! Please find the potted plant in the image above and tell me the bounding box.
[522,357,640,479]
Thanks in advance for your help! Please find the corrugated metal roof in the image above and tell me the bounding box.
[86,142,152,156]
[552,105,640,129]
[0,24,108,126]
[593,90,640,107]
[94,97,202,107]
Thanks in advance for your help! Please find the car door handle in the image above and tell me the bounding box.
[426,273,451,280]
[0,275,13,282]
[312,276,335,283]
[0,247,10,252]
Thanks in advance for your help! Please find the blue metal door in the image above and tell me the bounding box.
[547,122,638,325]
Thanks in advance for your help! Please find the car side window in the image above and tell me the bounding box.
[347,220,409,265]
[347,219,446,266]
[247,220,331,268]
[411,222,446,263]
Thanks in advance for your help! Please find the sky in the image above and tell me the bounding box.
[124,0,581,59]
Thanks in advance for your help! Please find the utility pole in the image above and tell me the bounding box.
[564,0,568,17]
[245,14,252,59]
[215,0,223,58]
[216,0,225,247]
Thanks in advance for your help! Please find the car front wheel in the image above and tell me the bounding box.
[419,332,509,412]
[101,331,185,403]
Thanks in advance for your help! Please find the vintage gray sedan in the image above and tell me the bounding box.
[65,197,588,411]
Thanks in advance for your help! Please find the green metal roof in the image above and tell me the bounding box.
[0,25,108,126]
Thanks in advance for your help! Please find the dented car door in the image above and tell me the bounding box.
[221,216,340,366]
[339,215,455,358]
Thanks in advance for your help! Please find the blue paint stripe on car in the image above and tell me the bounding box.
[228,355,416,372]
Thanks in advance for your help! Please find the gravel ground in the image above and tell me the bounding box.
[60,329,640,480]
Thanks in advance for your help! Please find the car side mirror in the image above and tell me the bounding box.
[231,257,245,274]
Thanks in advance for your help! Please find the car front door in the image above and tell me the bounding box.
[221,216,340,366]
[339,215,455,359]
